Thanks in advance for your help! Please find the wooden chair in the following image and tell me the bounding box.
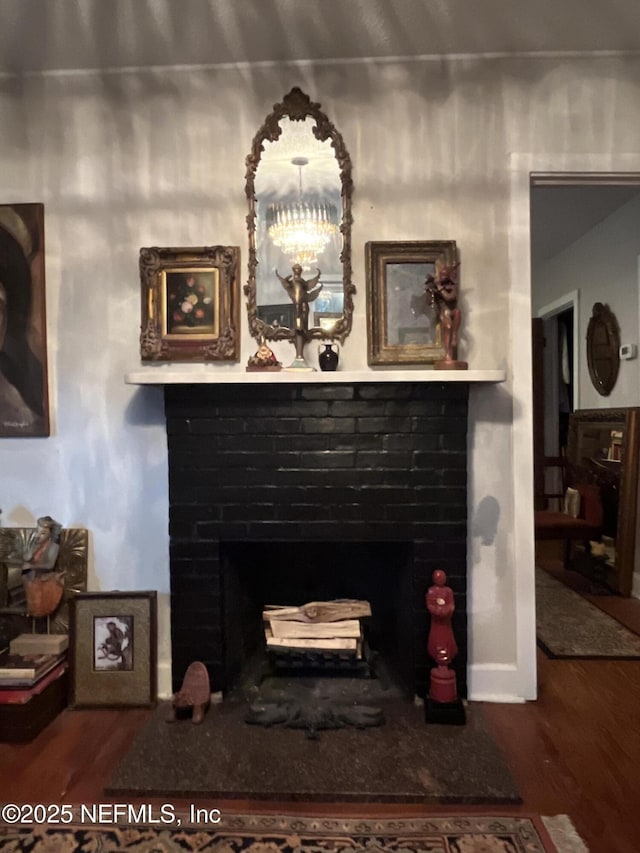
[534,457,603,568]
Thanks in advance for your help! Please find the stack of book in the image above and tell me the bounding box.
[0,638,69,742]
[263,599,371,660]
[0,649,67,691]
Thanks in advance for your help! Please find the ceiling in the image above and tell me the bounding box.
[3,1,639,268]
[1,0,640,75]
[531,186,640,272]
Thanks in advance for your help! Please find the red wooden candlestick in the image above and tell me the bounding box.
[426,569,458,703]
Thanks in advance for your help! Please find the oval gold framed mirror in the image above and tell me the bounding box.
[586,302,620,396]
[244,87,354,344]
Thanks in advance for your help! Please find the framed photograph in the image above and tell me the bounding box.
[0,203,50,436]
[366,240,457,365]
[69,591,157,708]
[139,245,240,362]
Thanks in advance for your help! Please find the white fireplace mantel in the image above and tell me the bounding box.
[125,368,507,385]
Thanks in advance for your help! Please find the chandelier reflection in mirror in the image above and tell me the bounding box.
[266,157,338,269]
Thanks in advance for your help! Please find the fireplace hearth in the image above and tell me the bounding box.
[165,381,469,699]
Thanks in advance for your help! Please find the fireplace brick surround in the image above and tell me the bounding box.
[165,381,469,699]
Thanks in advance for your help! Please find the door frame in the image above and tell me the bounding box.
[537,290,580,413]
[509,154,640,699]
[537,291,579,462]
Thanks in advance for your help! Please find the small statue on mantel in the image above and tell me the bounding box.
[276,264,323,371]
[246,337,282,372]
[425,263,468,370]
[425,569,466,724]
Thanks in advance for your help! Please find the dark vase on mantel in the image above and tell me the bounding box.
[318,343,339,372]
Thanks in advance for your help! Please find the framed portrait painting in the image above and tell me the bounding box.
[139,245,241,362]
[69,590,157,708]
[366,240,457,366]
[0,203,50,436]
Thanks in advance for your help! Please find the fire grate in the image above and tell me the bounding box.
[267,638,378,677]
[245,699,385,739]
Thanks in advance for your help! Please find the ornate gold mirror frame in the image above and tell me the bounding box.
[244,87,354,344]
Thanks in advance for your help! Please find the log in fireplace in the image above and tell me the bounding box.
[165,380,469,699]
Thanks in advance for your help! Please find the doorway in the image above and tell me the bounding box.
[532,293,578,511]
[529,178,640,607]
[508,155,640,699]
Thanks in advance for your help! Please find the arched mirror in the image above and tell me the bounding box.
[586,302,620,396]
[244,88,354,344]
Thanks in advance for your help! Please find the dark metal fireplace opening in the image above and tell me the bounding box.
[219,540,417,705]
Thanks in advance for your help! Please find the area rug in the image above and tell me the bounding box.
[0,812,582,852]
[535,568,640,658]
[106,700,520,803]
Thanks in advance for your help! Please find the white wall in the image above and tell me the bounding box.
[4,55,640,699]
[533,194,640,409]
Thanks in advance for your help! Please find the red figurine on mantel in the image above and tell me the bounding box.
[425,263,468,370]
[425,569,466,724]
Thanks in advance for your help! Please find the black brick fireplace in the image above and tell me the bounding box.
[165,381,469,699]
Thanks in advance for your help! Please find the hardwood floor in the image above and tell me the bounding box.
[2,571,640,853]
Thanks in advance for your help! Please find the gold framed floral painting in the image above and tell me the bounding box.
[139,245,241,362]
